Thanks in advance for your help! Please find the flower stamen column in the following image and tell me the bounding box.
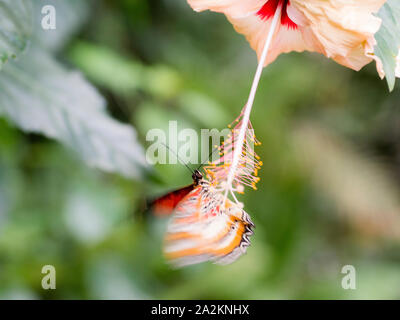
[222,3,283,203]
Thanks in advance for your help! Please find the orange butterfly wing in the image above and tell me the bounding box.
[163,184,254,267]
[150,184,195,216]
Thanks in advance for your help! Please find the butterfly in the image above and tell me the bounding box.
[151,170,203,217]
[150,169,254,267]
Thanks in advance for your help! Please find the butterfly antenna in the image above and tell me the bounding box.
[196,145,219,171]
[161,143,194,174]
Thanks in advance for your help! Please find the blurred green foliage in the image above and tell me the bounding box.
[1,0,400,299]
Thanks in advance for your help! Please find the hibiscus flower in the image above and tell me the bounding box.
[185,1,397,211]
[187,0,387,71]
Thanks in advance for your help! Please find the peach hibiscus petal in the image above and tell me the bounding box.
[292,0,386,70]
[187,0,266,17]
[227,12,321,66]
[187,0,388,71]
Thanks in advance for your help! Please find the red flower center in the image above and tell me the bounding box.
[257,0,298,30]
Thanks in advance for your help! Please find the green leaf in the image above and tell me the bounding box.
[0,45,149,179]
[69,41,183,99]
[374,0,400,91]
[69,42,144,94]
[33,0,90,51]
[0,0,32,69]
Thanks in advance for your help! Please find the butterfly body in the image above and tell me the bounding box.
[151,184,195,216]
[150,170,203,216]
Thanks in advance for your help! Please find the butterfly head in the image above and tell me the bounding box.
[192,170,203,186]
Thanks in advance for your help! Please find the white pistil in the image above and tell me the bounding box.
[223,4,283,203]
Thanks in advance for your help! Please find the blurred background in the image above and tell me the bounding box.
[1,0,400,299]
